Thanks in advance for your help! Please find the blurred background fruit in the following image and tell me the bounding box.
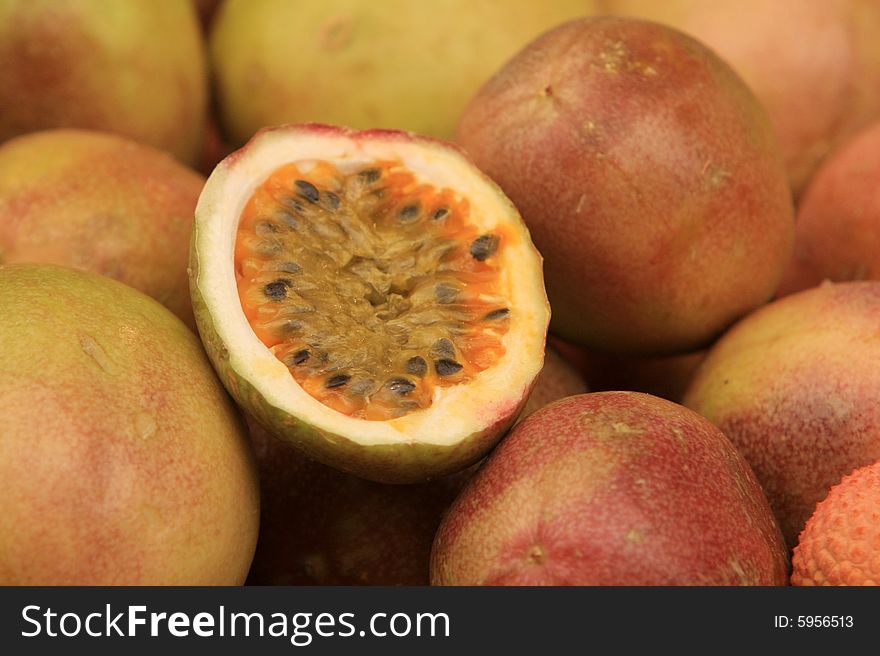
[0,0,207,165]
[600,0,880,197]
[431,392,789,585]
[684,281,880,547]
[0,129,205,330]
[0,264,259,585]
[209,0,597,146]
[457,16,794,355]
[791,460,880,586]
[778,121,880,296]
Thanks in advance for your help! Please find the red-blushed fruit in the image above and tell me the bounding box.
[431,392,789,585]
[683,281,880,547]
[550,336,703,404]
[457,17,794,355]
[600,0,880,196]
[244,347,584,585]
[0,129,205,330]
[0,0,207,165]
[792,461,880,586]
[778,121,880,296]
[0,264,260,585]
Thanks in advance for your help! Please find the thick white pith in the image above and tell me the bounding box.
[193,125,548,447]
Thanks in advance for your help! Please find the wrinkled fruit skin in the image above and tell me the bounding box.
[779,121,880,296]
[0,264,259,585]
[245,347,583,586]
[431,392,789,586]
[210,0,596,146]
[457,16,794,356]
[0,0,207,165]
[684,281,880,547]
[0,129,204,330]
[792,461,880,586]
[600,0,880,196]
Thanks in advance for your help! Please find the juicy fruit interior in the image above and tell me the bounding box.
[235,159,511,421]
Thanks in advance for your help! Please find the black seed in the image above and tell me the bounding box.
[286,349,310,366]
[323,191,341,210]
[255,221,278,236]
[431,338,455,359]
[295,179,320,203]
[405,356,428,377]
[326,374,351,389]
[435,359,463,376]
[398,203,420,223]
[434,283,458,304]
[433,207,449,220]
[386,378,416,396]
[348,378,376,396]
[277,210,300,229]
[483,308,510,321]
[470,234,500,261]
[280,320,304,333]
[276,261,302,274]
[263,279,289,300]
[360,168,381,184]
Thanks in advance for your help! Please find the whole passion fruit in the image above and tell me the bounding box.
[190,124,549,483]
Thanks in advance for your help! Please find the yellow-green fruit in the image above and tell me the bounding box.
[0,0,207,165]
[0,264,260,585]
[210,0,596,146]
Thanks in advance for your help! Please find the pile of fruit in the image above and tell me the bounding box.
[2,0,879,587]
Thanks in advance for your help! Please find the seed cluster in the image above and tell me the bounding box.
[235,159,510,420]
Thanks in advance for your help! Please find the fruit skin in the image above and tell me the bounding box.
[245,346,585,586]
[190,123,550,484]
[0,264,259,585]
[792,461,880,586]
[683,281,880,547]
[0,0,207,165]
[457,17,794,355]
[600,0,880,196]
[778,121,880,297]
[0,129,205,330]
[431,392,789,586]
[550,335,704,404]
[210,0,596,146]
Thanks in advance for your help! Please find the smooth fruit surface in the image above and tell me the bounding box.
[431,392,788,585]
[457,17,794,355]
[601,0,880,196]
[779,121,880,296]
[0,0,207,164]
[0,129,204,330]
[191,124,549,483]
[792,461,880,586]
[684,281,880,547]
[210,0,596,146]
[0,264,259,585]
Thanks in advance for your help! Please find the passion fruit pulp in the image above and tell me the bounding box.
[191,124,549,483]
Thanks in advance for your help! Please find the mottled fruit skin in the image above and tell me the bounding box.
[0,130,205,330]
[457,17,794,355]
[210,0,596,146]
[779,121,880,296]
[684,281,880,547]
[245,348,583,586]
[550,335,704,404]
[0,0,207,165]
[600,0,880,196]
[431,392,788,585]
[0,265,259,585]
[792,461,880,586]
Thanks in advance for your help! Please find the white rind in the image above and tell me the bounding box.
[193,125,548,448]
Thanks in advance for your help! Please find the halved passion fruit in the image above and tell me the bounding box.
[190,124,549,482]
